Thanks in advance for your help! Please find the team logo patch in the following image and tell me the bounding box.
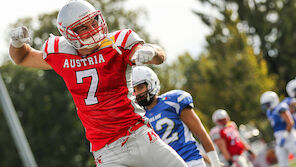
[147,131,159,143]
[95,155,102,165]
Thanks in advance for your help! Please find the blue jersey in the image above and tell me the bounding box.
[266,100,289,132]
[144,90,202,162]
[282,97,296,128]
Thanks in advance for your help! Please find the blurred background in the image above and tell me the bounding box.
[1,0,296,166]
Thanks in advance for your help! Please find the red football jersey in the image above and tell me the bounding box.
[42,29,146,151]
[210,121,246,156]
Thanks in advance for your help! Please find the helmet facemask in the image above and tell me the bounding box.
[60,10,108,49]
[261,102,271,113]
[134,82,156,107]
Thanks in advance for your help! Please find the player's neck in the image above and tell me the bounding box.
[77,45,100,56]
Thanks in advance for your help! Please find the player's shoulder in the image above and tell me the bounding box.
[106,29,144,49]
[274,101,289,113]
[42,34,78,59]
[161,90,192,102]
[282,97,295,105]
[210,126,222,135]
[227,121,238,129]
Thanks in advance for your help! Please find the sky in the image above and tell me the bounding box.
[0,0,212,65]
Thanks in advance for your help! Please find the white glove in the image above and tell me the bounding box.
[207,151,223,167]
[10,26,31,48]
[131,44,156,65]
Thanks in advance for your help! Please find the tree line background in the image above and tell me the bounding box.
[1,0,295,166]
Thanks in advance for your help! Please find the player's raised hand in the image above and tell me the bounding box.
[131,44,155,65]
[10,26,31,48]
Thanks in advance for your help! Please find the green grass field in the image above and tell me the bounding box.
[270,159,296,167]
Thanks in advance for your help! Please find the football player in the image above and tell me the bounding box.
[210,109,255,167]
[286,79,296,129]
[260,91,296,167]
[9,1,188,166]
[132,66,222,167]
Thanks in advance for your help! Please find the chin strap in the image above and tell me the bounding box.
[106,36,122,55]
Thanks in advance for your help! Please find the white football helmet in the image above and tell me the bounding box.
[132,66,160,106]
[260,91,279,111]
[132,66,160,96]
[286,79,296,98]
[57,0,108,49]
[212,109,229,124]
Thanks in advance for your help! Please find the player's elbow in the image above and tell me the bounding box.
[9,44,28,65]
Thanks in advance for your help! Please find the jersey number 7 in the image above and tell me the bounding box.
[76,68,99,105]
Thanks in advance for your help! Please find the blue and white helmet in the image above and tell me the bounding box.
[260,91,279,111]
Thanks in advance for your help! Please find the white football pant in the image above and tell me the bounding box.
[231,152,253,167]
[274,129,296,167]
[93,125,188,167]
[187,159,206,167]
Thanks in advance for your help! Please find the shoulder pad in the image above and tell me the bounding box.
[164,90,192,102]
[112,29,144,49]
[210,126,222,140]
[228,121,237,128]
[275,102,289,113]
[42,35,77,59]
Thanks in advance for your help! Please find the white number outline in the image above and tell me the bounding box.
[155,117,179,144]
[76,68,99,105]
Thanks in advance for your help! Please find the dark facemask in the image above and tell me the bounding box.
[261,102,271,113]
[136,91,155,107]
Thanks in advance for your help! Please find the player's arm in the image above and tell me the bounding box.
[130,43,166,65]
[289,101,296,114]
[180,107,215,152]
[280,110,294,132]
[10,44,52,70]
[180,107,222,167]
[9,26,52,70]
[214,138,232,163]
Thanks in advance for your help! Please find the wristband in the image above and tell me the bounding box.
[228,159,233,166]
[247,150,253,155]
[207,151,220,164]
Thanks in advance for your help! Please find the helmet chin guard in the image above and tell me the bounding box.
[57,1,108,49]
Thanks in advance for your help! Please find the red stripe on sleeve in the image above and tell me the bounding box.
[114,31,121,41]
[121,30,132,48]
[54,37,60,53]
[44,40,49,55]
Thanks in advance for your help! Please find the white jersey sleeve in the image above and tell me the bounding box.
[111,29,144,50]
[210,126,222,141]
[42,35,78,60]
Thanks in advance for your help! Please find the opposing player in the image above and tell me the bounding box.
[132,66,222,167]
[9,1,188,166]
[260,91,296,167]
[210,109,255,167]
[286,79,296,129]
